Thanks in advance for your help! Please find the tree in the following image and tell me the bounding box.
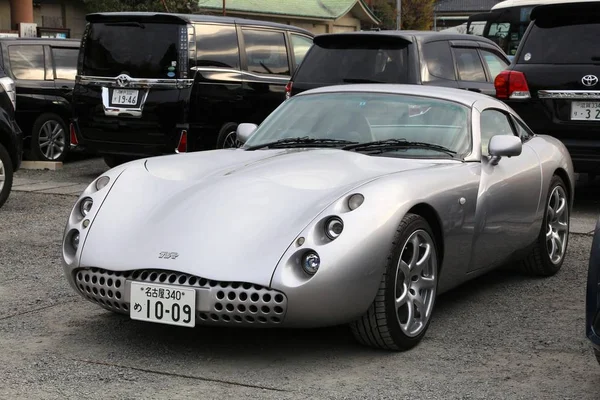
[400,0,435,31]
[81,0,200,14]
[370,0,396,30]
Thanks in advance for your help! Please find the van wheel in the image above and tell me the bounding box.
[0,143,14,209]
[29,113,69,162]
[217,123,239,149]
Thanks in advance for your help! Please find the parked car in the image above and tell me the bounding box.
[286,30,510,98]
[493,1,600,177]
[62,85,574,350]
[70,12,314,168]
[0,38,80,162]
[0,68,23,209]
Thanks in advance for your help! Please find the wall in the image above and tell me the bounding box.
[0,0,87,38]
[332,13,360,32]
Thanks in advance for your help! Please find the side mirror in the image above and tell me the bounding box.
[236,123,258,145]
[488,135,522,165]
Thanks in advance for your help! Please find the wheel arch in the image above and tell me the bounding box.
[553,167,573,211]
[406,202,444,270]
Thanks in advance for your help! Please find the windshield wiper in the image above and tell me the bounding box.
[342,139,457,157]
[342,78,385,83]
[245,137,358,150]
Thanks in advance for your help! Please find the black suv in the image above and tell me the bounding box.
[71,12,314,168]
[0,38,81,162]
[0,68,23,209]
[494,2,600,175]
[287,31,510,98]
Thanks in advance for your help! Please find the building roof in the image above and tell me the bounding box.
[434,0,502,13]
[197,0,380,24]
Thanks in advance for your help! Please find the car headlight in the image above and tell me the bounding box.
[95,176,110,191]
[348,193,364,210]
[325,217,344,240]
[80,197,93,217]
[302,252,320,275]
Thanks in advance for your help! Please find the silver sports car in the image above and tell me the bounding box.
[62,84,574,351]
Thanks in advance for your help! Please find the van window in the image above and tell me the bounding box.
[242,29,290,76]
[82,22,181,78]
[293,38,409,85]
[9,45,45,80]
[479,49,508,80]
[195,24,240,69]
[423,41,455,81]
[453,47,486,82]
[290,34,313,68]
[52,47,78,80]
[518,17,600,64]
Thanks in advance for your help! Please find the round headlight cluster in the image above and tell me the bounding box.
[95,176,110,191]
[348,193,364,210]
[80,197,93,217]
[302,252,320,275]
[325,217,344,240]
[71,231,80,250]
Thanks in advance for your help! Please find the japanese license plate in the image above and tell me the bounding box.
[130,281,196,327]
[571,101,600,120]
[111,89,139,106]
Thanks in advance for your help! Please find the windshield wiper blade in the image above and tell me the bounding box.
[342,78,385,83]
[342,139,457,156]
[245,137,358,150]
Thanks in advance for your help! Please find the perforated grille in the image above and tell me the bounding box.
[73,268,288,325]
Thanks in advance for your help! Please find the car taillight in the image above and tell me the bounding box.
[494,71,531,100]
[69,123,79,146]
[176,130,188,153]
[285,81,292,100]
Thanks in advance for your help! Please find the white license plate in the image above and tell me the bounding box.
[111,89,139,105]
[571,101,600,120]
[130,281,196,327]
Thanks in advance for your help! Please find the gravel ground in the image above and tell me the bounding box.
[1,158,600,399]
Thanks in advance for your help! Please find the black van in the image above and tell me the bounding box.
[71,12,314,167]
[0,38,80,162]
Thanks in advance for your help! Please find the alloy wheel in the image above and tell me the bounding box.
[546,185,569,264]
[39,120,66,160]
[394,229,437,337]
[0,156,4,193]
[223,130,239,148]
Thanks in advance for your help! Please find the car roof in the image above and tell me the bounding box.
[530,0,600,19]
[294,84,497,108]
[86,12,313,36]
[313,29,502,46]
[0,38,80,46]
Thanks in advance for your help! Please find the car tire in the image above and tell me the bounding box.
[350,213,439,351]
[0,143,14,209]
[519,175,569,276]
[216,122,239,149]
[28,113,69,162]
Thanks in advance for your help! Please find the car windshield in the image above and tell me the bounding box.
[243,92,472,158]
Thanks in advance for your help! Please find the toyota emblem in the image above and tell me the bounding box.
[116,74,131,87]
[582,75,598,87]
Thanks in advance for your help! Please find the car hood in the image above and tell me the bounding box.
[80,148,448,286]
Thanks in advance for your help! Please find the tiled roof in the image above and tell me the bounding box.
[197,0,379,22]
[434,0,503,13]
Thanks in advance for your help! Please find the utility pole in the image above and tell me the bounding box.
[396,0,401,30]
[223,0,226,15]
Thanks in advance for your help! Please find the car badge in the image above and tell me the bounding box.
[582,75,598,87]
[158,251,179,260]
[116,74,131,88]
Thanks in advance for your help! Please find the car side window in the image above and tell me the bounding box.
[480,109,516,155]
[52,47,78,80]
[242,29,290,76]
[194,23,240,69]
[8,45,46,80]
[479,49,509,81]
[512,116,534,141]
[290,34,313,69]
[453,47,486,82]
[422,41,456,81]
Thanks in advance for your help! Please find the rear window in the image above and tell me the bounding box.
[293,37,409,84]
[518,18,600,64]
[81,22,181,78]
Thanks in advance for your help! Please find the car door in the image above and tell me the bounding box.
[451,41,496,96]
[469,107,542,272]
[238,26,292,124]
[49,46,79,104]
